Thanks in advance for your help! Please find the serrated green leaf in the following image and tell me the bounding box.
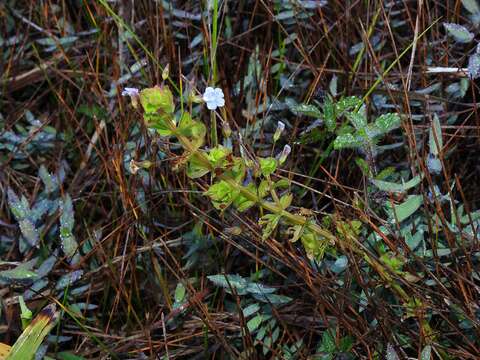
[333,133,364,149]
[374,113,401,133]
[346,110,367,130]
[322,98,336,131]
[259,157,277,176]
[443,23,474,43]
[318,329,336,353]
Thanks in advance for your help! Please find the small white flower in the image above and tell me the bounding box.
[203,87,225,110]
[121,87,140,98]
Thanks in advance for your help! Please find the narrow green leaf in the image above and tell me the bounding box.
[6,304,59,360]
[371,174,422,193]
[390,195,423,222]
[429,115,442,156]
[247,314,263,332]
[0,266,38,285]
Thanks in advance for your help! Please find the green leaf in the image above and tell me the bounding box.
[259,213,282,240]
[322,98,337,131]
[335,96,362,113]
[371,174,422,193]
[443,23,474,43]
[245,282,277,295]
[0,265,38,285]
[346,108,367,130]
[279,193,293,209]
[19,219,39,247]
[386,344,400,360]
[206,145,231,167]
[144,113,173,136]
[429,114,442,156]
[333,133,364,150]
[186,154,210,178]
[468,53,480,79]
[60,195,78,259]
[300,227,328,259]
[389,195,423,222]
[259,157,277,176]
[420,345,432,360]
[7,188,29,221]
[242,303,261,317]
[205,180,239,209]
[207,274,248,295]
[233,183,256,212]
[462,0,480,14]
[177,112,206,148]
[289,103,322,118]
[6,304,59,360]
[251,293,293,305]
[318,329,336,353]
[374,113,401,133]
[139,86,174,114]
[174,283,186,303]
[247,314,264,332]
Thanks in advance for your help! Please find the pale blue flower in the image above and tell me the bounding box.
[121,87,140,98]
[203,87,225,110]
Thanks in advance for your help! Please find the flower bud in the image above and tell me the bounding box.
[278,144,291,164]
[222,121,232,138]
[273,121,285,142]
[162,64,170,80]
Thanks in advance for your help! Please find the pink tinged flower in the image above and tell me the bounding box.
[203,87,225,110]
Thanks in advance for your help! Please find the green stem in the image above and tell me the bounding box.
[170,120,410,303]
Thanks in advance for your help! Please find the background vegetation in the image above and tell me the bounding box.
[1,0,480,359]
